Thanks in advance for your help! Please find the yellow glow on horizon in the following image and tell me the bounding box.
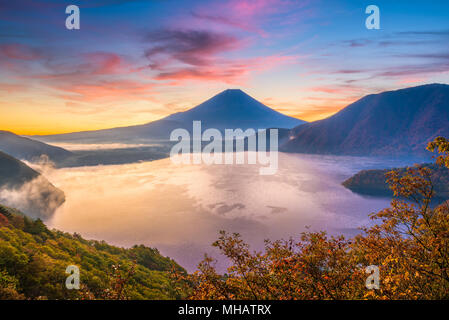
[2,112,340,135]
[0,120,159,136]
[0,93,350,135]
[0,98,167,135]
[1,107,343,135]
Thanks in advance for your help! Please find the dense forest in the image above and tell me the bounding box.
[0,204,185,299]
[343,163,449,200]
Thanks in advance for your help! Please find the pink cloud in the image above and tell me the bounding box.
[55,80,156,102]
[190,12,267,37]
[397,76,429,85]
[0,43,42,60]
[84,52,126,75]
[0,43,157,104]
[152,53,297,85]
[144,29,242,69]
[176,0,313,38]
[309,84,363,95]
[18,50,134,92]
[141,27,298,85]
[0,83,26,93]
[228,0,282,16]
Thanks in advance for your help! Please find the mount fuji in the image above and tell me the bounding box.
[34,89,305,143]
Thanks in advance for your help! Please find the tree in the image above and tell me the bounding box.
[0,269,24,300]
[180,137,449,300]
[427,136,449,168]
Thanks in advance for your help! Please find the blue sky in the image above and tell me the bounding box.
[0,0,448,133]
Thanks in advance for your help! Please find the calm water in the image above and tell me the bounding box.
[45,152,410,271]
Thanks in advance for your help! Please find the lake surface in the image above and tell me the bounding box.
[45,152,411,271]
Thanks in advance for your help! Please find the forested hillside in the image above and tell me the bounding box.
[342,163,449,200]
[0,204,185,300]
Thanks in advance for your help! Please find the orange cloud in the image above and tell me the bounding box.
[84,52,127,75]
[154,54,297,85]
[309,84,362,95]
[0,83,27,93]
[56,80,157,102]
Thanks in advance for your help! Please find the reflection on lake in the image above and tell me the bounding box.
[46,152,411,271]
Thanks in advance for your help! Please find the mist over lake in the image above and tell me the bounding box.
[43,152,413,272]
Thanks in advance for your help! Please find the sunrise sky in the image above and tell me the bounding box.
[0,0,448,134]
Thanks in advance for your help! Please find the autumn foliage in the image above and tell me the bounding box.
[0,205,184,300]
[2,137,449,300]
[174,137,449,300]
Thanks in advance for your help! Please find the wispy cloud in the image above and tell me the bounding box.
[144,29,242,68]
[142,28,298,84]
[0,43,42,60]
[190,12,267,36]
[396,29,449,36]
[55,80,157,102]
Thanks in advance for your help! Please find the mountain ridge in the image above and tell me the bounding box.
[281,83,449,157]
[0,130,72,162]
[32,89,305,143]
[0,151,65,219]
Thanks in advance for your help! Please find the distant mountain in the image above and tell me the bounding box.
[0,130,72,162]
[31,120,185,144]
[0,151,65,219]
[33,89,306,143]
[0,151,39,188]
[281,84,449,157]
[165,89,304,130]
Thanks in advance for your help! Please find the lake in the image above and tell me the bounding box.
[44,152,411,271]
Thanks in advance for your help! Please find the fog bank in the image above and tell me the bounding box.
[37,152,405,271]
